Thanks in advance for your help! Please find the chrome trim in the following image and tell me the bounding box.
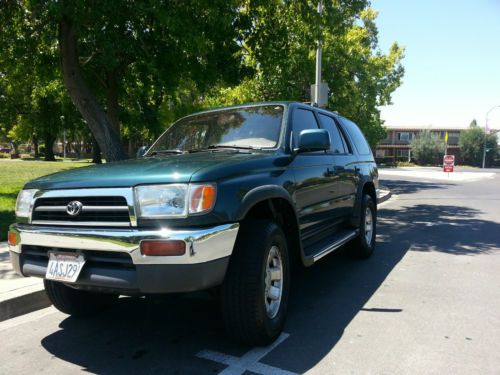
[10,223,239,265]
[31,221,131,227]
[312,230,359,262]
[34,206,129,212]
[30,188,137,227]
[35,206,67,212]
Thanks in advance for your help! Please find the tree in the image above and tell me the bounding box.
[203,1,405,147]
[0,3,83,161]
[53,1,243,161]
[410,130,445,165]
[2,0,404,157]
[459,126,498,167]
[2,1,244,161]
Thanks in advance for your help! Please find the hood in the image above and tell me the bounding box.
[24,151,279,190]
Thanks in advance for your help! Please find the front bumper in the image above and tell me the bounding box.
[8,223,239,294]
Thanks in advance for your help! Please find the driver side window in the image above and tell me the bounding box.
[292,109,319,148]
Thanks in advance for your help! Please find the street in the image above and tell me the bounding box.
[1,167,499,374]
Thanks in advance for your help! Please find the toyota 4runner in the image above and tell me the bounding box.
[8,102,378,345]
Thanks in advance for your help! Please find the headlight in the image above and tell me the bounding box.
[134,183,216,218]
[15,189,38,218]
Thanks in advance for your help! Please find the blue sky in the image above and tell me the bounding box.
[372,0,500,129]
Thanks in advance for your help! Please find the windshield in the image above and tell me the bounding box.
[147,105,283,154]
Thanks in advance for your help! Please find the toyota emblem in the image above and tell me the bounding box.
[66,200,83,216]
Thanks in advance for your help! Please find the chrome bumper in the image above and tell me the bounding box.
[9,223,239,265]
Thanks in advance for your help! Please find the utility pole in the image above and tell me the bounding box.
[314,0,322,107]
[483,105,500,168]
[311,0,328,107]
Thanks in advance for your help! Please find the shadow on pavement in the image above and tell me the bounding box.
[39,185,500,374]
[381,179,454,195]
[378,204,500,256]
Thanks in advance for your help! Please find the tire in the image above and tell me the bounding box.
[349,194,376,258]
[221,220,290,345]
[44,279,118,316]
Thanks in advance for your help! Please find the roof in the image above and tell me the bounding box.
[384,124,469,131]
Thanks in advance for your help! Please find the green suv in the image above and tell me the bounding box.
[8,102,378,345]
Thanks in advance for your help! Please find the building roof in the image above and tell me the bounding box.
[384,124,469,131]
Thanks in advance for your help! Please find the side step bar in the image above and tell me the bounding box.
[311,229,359,262]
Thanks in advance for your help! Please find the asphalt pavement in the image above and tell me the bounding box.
[0,167,499,374]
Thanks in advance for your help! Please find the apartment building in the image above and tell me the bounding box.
[375,125,466,161]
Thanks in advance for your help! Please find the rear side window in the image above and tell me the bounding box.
[318,114,346,154]
[338,117,372,155]
[292,109,319,148]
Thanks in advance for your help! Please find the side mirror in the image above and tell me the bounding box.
[136,146,148,158]
[295,129,330,153]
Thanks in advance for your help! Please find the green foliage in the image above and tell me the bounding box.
[0,1,85,159]
[203,1,405,147]
[410,130,445,165]
[1,0,404,152]
[459,127,498,167]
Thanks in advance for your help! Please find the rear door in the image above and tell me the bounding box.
[317,113,357,218]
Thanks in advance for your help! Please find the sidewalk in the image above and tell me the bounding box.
[0,242,50,322]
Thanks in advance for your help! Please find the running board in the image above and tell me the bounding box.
[311,229,359,262]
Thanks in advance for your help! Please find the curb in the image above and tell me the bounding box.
[377,187,392,205]
[1,243,51,322]
[0,288,50,322]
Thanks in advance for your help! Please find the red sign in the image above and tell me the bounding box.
[443,155,455,172]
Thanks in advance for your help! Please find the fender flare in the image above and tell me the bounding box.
[236,185,296,221]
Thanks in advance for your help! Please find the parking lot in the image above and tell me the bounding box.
[1,168,499,374]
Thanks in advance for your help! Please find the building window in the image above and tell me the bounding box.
[376,149,386,157]
[396,149,410,157]
[448,132,459,144]
[397,132,410,141]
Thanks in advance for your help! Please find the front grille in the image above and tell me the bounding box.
[32,196,131,226]
[22,245,135,269]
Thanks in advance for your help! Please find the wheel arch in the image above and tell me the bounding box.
[350,179,377,227]
[238,186,305,268]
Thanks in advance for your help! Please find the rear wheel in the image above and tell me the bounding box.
[44,279,118,316]
[221,220,290,345]
[349,194,376,258]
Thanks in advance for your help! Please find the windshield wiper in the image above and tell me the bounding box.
[147,149,185,156]
[208,144,256,150]
[188,145,257,153]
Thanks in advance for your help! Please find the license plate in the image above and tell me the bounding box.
[46,252,86,283]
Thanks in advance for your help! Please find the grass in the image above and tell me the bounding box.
[0,159,93,241]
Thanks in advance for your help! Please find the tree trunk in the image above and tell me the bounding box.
[58,17,127,162]
[91,136,102,164]
[44,135,56,161]
[33,137,39,159]
[106,71,121,136]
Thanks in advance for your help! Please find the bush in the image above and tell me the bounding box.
[410,130,445,165]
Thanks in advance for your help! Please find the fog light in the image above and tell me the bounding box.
[8,231,17,246]
[140,240,186,256]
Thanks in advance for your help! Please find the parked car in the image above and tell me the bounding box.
[8,102,378,345]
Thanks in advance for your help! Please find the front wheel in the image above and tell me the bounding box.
[44,280,118,316]
[221,220,290,345]
[349,194,377,258]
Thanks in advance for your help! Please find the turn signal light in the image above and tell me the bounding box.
[140,240,186,256]
[8,231,17,246]
[189,184,216,214]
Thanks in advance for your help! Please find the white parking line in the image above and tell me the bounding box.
[197,332,297,375]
